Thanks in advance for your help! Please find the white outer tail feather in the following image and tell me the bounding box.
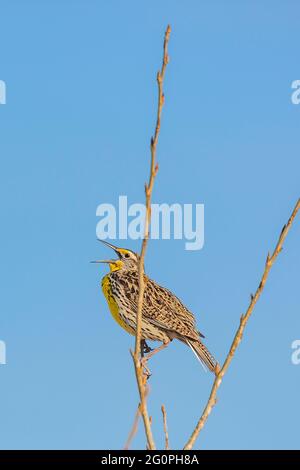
[186,339,216,373]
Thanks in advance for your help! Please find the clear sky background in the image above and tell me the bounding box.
[0,1,299,450]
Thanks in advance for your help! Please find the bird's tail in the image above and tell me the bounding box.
[186,339,217,373]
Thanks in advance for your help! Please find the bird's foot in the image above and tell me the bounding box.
[141,357,152,380]
[140,340,153,356]
[140,340,170,380]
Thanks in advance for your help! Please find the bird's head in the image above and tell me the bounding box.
[91,240,139,272]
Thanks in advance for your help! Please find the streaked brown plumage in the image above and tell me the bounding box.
[93,240,217,372]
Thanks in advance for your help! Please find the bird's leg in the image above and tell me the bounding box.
[140,339,153,357]
[142,362,152,380]
[141,340,171,366]
[139,340,153,379]
[140,340,171,380]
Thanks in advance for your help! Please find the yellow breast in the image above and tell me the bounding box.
[101,275,134,335]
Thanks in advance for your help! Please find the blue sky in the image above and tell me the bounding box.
[0,1,299,450]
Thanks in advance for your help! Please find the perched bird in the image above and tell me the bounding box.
[93,240,217,373]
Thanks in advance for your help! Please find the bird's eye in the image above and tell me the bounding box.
[124,253,130,258]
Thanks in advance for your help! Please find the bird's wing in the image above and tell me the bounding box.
[122,272,202,341]
[143,277,201,341]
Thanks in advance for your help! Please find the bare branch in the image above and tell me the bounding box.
[124,406,140,450]
[132,25,171,451]
[184,198,300,450]
[161,405,170,450]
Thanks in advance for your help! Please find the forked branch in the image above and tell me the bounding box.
[184,198,300,450]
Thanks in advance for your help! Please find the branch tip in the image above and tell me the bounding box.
[133,24,171,451]
[184,199,300,450]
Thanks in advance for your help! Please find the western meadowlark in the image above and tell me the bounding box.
[93,240,217,373]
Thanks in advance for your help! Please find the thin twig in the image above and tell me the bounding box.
[132,25,171,451]
[161,405,170,450]
[124,406,140,450]
[184,198,300,450]
[124,384,151,449]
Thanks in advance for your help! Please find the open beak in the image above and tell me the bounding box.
[97,239,122,259]
[90,260,114,264]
